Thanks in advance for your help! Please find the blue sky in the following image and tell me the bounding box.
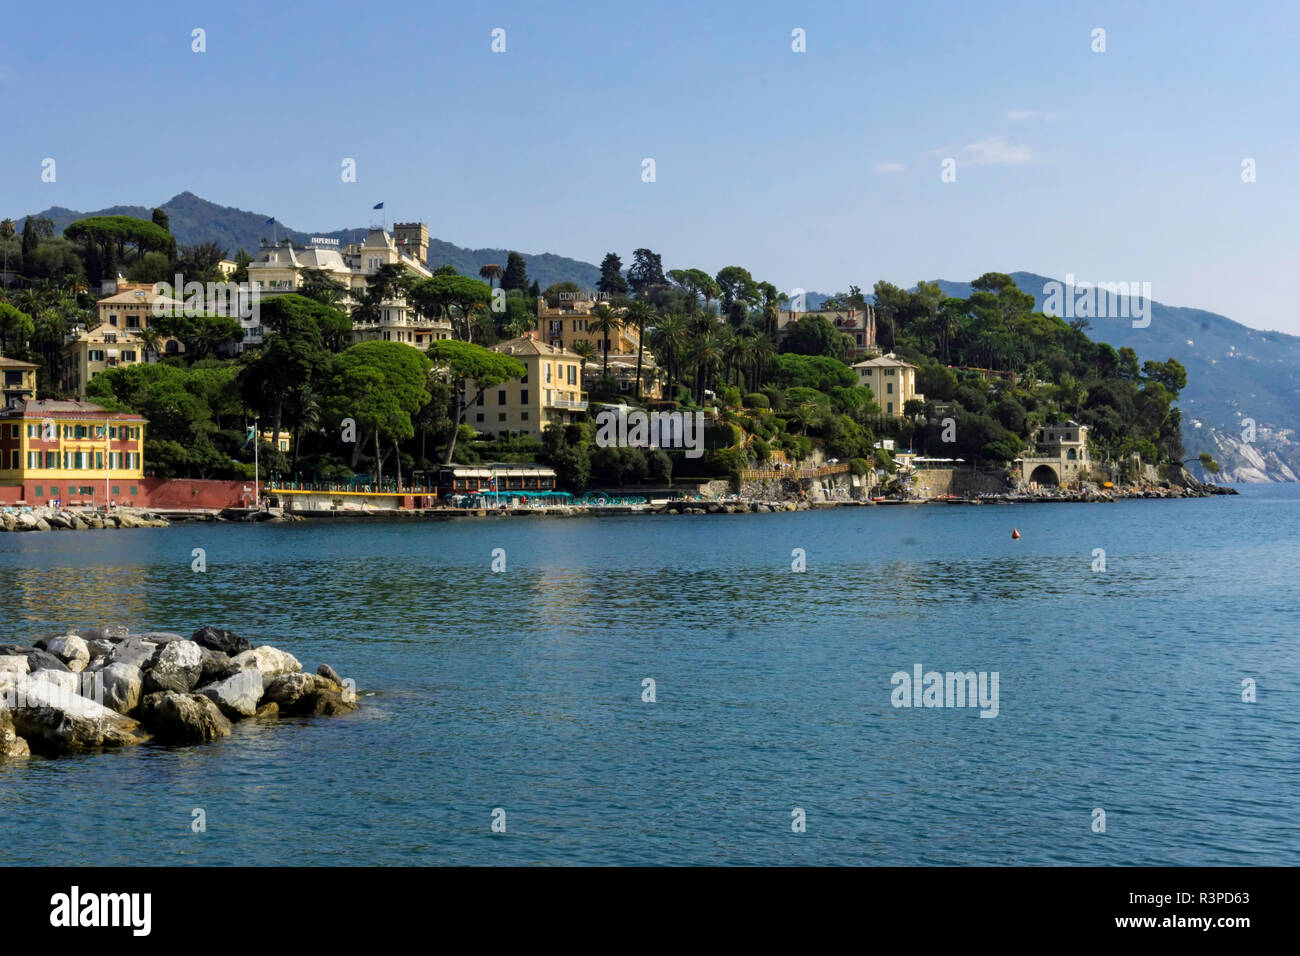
[3,0,1297,333]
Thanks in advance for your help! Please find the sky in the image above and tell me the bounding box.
[2,0,1297,333]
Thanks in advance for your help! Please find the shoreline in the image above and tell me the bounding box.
[0,481,1240,532]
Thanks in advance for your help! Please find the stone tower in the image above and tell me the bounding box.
[392,222,429,264]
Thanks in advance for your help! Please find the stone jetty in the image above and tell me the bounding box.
[0,625,357,757]
[0,507,171,533]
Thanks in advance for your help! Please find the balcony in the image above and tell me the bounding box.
[546,397,589,411]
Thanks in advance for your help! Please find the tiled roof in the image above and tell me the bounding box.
[0,399,146,421]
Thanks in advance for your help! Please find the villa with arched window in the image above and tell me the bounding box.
[1018,421,1091,488]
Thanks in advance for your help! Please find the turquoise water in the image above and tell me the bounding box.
[1,486,1297,865]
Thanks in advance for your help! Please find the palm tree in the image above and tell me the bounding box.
[685,329,722,405]
[624,300,653,402]
[649,312,687,403]
[750,334,776,389]
[588,303,621,381]
[479,263,504,288]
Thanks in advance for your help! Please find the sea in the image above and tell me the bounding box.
[2,484,1297,865]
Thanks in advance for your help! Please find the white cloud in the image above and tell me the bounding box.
[873,161,906,174]
[1005,109,1055,121]
[961,136,1035,166]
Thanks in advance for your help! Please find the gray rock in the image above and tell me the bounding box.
[26,649,70,673]
[190,626,253,656]
[45,634,90,672]
[198,647,231,683]
[317,663,344,688]
[85,638,117,663]
[3,676,148,754]
[107,637,158,671]
[134,631,186,644]
[0,708,30,758]
[95,663,144,715]
[227,646,301,686]
[81,624,130,643]
[137,692,231,743]
[264,673,358,717]
[198,669,263,719]
[143,640,203,694]
[29,669,80,696]
[0,655,30,677]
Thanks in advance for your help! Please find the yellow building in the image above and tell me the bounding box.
[260,429,291,453]
[852,353,924,417]
[96,287,183,331]
[535,296,659,397]
[1,356,38,405]
[465,335,588,439]
[0,399,146,505]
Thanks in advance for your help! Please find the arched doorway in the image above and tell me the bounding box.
[1029,464,1058,486]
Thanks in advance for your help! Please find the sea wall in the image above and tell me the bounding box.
[914,468,1013,497]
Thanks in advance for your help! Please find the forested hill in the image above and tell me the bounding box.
[931,273,1300,480]
[15,192,601,291]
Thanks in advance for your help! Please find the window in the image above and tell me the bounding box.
[45,451,56,468]
[129,486,137,496]
[498,413,506,422]
[26,451,36,468]
[476,413,484,422]
[520,372,527,384]
[26,424,37,438]
[121,350,137,362]
[520,389,528,403]
[545,363,552,383]
[33,486,42,497]
[50,486,58,496]
[498,390,507,405]
[520,412,529,421]
[112,486,120,496]
[89,350,105,362]
[886,383,894,395]
[476,393,484,406]
[96,452,104,469]
[11,451,18,468]
[887,403,894,415]
[568,365,576,385]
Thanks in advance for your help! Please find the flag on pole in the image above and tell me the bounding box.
[265,217,275,226]
[372,202,384,210]
[243,425,255,449]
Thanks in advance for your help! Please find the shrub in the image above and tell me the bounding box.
[743,392,770,409]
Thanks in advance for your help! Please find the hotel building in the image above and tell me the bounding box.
[247,223,453,349]
[0,399,147,506]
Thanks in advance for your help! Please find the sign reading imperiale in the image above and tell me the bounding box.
[310,237,339,246]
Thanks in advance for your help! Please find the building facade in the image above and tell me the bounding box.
[852,353,924,417]
[778,307,876,360]
[536,296,659,397]
[465,335,588,439]
[1,357,38,406]
[0,399,147,505]
[1019,421,1091,487]
[246,226,452,350]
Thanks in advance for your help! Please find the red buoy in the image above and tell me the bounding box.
[1011,528,1021,539]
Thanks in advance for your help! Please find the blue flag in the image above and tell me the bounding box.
[372,202,384,210]
[265,217,275,225]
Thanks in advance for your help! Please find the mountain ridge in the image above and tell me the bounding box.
[15,191,601,292]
